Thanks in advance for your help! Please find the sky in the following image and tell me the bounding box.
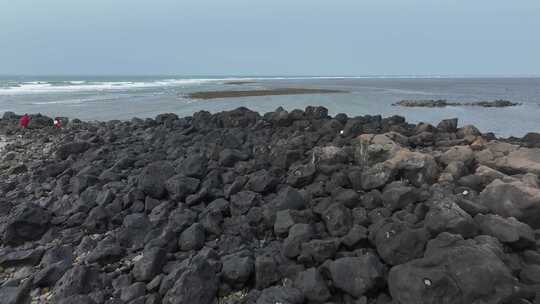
[1,0,539,76]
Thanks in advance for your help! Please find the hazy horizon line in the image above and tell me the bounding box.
[1,73,540,79]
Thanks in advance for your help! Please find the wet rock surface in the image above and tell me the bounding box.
[0,107,539,303]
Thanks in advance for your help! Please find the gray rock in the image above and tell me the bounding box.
[424,198,478,238]
[162,258,218,304]
[179,223,205,251]
[256,287,304,304]
[165,175,200,200]
[121,282,146,302]
[138,161,175,199]
[322,203,352,237]
[274,187,306,211]
[294,268,331,303]
[56,141,91,159]
[479,179,540,228]
[133,247,167,282]
[373,221,429,265]
[388,232,517,304]
[283,224,314,258]
[52,266,103,301]
[221,251,254,285]
[2,203,51,245]
[323,254,386,298]
[474,214,535,249]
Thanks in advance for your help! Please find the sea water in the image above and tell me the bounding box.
[1,75,539,137]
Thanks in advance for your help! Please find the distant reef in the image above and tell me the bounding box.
[393,99,521,108]
[186,88,347,99]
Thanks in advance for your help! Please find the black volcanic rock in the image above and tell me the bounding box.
[1,106,539,303]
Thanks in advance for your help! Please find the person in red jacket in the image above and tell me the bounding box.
[19,114,30,128]
[54,117,62,129]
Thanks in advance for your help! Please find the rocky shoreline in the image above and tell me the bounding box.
[393,99,521,108]
[1,107,540,304]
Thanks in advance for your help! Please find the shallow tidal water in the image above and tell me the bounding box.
[1,76,539,137]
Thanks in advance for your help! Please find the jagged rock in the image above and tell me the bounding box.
[165,175,200,200]
[245,169,279,193]
[283,223,314,258]
[179,153,208,178]
[479,179,540,228]
[121,282,146,302]
[85,236,124,265]
[138,161,175,198]
[219,148,249,167]
[437,118,458,133]
[256,286,304,304]
[475,214,535,249]
[373,221,430,265]
[322,203,352,237]
[287,164,317,188]
[274,187,306,211]
[294,268,331,303]
[221,250,254,285]
[388,233,518,304]
[323,254,386,298]
[179,223,205,251]
[133,247,167,282]
[424,198,478,237]
[162,258,218,304]
[2,203,51,245]
[52,266,103,301]
[312,146,349,165]
[0,247,44,268]
[440,145,474,166]
[255,254,281,289]
[298,239,338,264]
[230,191,260,216]
[56,141,91,159]
[381,183,420,211]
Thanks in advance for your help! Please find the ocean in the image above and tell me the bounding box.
[1,75,539,137]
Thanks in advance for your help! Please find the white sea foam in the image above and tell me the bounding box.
[0,76,449,95]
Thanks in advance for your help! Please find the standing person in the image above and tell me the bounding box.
[19,114,30,128]
[54,117,62,129]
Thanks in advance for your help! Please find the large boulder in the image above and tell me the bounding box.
[56,142,91,160]
[294,268,331,303]
[52,266,103,301]
[312,146,349,165]
[373,221,430,265]
[353,132,405,167]
[322,203,352,237]
[256,286,304,304]
[479,179,540,228]
[499,148,540,175]
[133,247,167,282]
[388,233,518,304]
[165,175,200,200]
[474,214,535,249]
[221,251,254,286]
[162,258,218,304]
[2,203,51,245]
[424,198,478,238]
[28,114,54,129]
[322,254,386,298]
[138,161,175,198]
[440,146,474,166]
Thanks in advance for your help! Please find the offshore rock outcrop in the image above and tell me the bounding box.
[393,99,521,108]
[0,106,540,303]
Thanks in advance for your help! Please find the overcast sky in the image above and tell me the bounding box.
[1,0,539,76]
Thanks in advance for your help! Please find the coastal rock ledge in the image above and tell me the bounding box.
[1,106,540,304]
